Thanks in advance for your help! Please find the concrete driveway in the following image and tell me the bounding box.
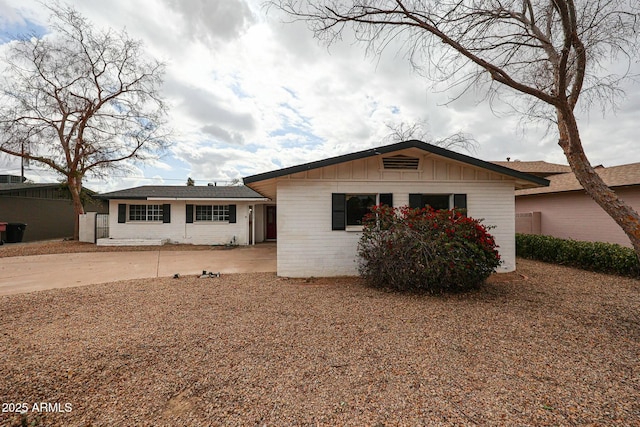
[0,244,276,296]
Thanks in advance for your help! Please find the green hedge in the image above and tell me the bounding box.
[516,233,640,277]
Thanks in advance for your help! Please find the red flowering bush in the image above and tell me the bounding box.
[357,205,501,293]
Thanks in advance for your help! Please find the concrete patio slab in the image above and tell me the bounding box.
[0,244,276,296]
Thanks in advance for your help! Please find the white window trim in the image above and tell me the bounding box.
[128,204,163,222]
[194,204,230,223]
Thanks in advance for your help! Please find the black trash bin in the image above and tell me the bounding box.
[6,223,27,243]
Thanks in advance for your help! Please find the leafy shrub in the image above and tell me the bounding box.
[516,233,640,277]
[357,205,501,293]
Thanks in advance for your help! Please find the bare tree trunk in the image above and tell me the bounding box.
[67,175,85,241]
[558,107,640,257]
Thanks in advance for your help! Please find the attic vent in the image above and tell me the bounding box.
[382,155,420,170]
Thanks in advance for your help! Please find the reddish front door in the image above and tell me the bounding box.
[266,206,277,240]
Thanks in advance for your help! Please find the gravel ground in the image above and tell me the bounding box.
[0,243,639,426]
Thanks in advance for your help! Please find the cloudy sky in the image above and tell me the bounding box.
[0,0,638,193]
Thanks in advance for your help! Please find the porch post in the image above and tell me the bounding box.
[251,205,255,245]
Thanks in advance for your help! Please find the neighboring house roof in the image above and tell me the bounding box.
[516,162,640,196]
[97,185,269,200]
[491,160,572,177]
[244,140,550,187]
[0,183,64,193]
[0,183,99,198]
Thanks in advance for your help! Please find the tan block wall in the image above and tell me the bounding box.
[515,188,640,247]
[515,212,541,234]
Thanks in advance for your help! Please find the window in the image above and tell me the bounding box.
[422,195,451,210]
[346,194,377,226]
[409,193,467,213]
[332,193,393,230]
[195,205,229,222]
[129,204,163,221]
[186,204,236,224]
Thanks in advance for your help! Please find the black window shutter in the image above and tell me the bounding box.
[118,204,126,223]
[186,204,194,223]
[228,205,237,223]
[379,193,393,207]
[454,194,467,215]
[332,193,346,230]
[163,204,171,223]
[408,194,422,209]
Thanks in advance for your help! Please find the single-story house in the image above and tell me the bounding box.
[510,162,640,248]
[0,180,107,242]
[243,140,548,276]
[97,140,548,276]
[97,185,271,246]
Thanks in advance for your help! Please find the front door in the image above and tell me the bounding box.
[266,206,277,240]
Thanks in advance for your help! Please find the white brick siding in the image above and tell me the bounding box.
[276,179,515,277]
[107,200,253,245]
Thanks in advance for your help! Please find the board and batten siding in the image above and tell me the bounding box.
[276,179,516,277]
[107,200,252,245]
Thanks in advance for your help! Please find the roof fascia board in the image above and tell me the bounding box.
[95,195,146,200]
[98,197,269,201]
[97,195,269,201]
[146,197,270,202]
[517,182,638,196]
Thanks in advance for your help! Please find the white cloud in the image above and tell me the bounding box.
[160,0,254,43]
[1,0,639,192]
[0,0,26,26]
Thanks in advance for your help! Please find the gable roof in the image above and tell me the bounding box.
[97,185,268,200]
[491,160,572,177]
[244,140,549,187]
[516,162,640,196]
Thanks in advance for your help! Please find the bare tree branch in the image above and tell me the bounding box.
[0,2,170,239]
[270,0,640,259]
[383,120,478,154]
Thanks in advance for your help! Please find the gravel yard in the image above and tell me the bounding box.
[0,243,639,426]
